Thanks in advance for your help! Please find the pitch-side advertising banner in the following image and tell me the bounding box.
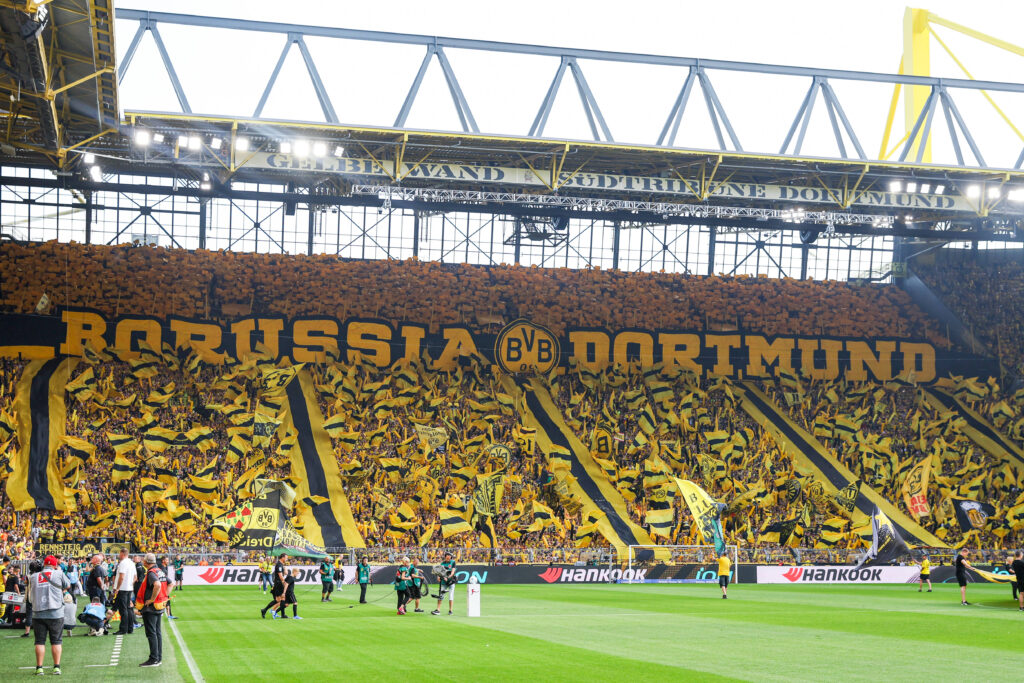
[757,565,921,584]
[182,565,356,586]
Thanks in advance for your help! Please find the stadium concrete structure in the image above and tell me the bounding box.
[1,5,1024,279]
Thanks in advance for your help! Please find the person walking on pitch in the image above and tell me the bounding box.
[259,557,272,594]
[334,556,345,591]
[261,555,288,618]
[395,557,411,615]
[717,551,731,599]
[409,559,425,613]
[319,557,334,602]
[357,557,371,604]
[917,554,932,593]
[955,548,973,605]
[1010,550,1024,612]
[432,552,457,616]
[276,569,301,619]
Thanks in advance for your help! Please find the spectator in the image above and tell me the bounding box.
[29,555,71,676]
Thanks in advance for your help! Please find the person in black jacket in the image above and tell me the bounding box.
[1010,550,1024,611]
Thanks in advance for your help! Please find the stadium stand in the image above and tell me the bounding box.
[2,242,1023,558]
[0,241,947,342]
[914,248,1024,374]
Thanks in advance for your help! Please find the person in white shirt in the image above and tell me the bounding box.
[113,548,137,635]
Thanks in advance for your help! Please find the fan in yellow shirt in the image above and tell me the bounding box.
[717,553,732,599]
[917,555,932,593]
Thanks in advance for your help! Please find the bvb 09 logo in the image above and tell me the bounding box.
[495,319,560,374]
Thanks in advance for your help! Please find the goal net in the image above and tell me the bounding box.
[624,545,739,584]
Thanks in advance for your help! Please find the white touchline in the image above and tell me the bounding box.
[169,617,204,683]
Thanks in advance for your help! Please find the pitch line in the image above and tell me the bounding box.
[168,616,204,683]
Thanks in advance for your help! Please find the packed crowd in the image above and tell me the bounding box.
[2,348,1022,556]
[0,240,947,342]
[915,249,1024,373]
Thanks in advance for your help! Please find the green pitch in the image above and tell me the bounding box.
[2,582,1021,681]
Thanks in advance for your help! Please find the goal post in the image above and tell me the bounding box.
[625,545,740,585]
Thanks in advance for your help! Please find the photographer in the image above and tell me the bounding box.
[30,556,71,676]
[431,552,457,616]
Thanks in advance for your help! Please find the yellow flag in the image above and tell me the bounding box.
[901,455,932,518]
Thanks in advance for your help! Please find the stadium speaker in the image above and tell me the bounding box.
[798,229,817,244]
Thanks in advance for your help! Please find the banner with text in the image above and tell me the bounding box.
[0,309,997,383]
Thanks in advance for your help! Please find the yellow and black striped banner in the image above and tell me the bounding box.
[280,370,365,548]
[6,357,75,511]
[922,388,1024,474]
[517,377,655,559]
[737,382,945,547]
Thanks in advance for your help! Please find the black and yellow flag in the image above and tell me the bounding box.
[440,507,473,538]
[280,369,365,548]
[515,377,657,560]
[7,358,75,511]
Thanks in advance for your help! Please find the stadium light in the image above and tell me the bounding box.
[934,184,945,195]
[1008,188,1024,202]
[888,180,902,192]
[187,136,201,151]
[82,153,95,164]
[312,141,327,157]
[280,141,293,154]
[200,182,211,191]
[334,145,345,157]
[133,129,151,147]
[294,139,311,157]
[210,137,223,150]
[920,183,931,193]
[153,133,165,144]
[89,165,102,182]
[177,135,188,148]
[905,182,917,193]
[987,186,1001,199]
[202,172,210,182]
[235,137,250,152]
[966,185,981,198]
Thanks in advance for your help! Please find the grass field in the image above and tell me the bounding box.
[2,581,1022,681]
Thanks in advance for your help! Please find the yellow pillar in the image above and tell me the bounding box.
[903,7,931,161]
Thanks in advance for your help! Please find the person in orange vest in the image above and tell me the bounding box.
[135,554,168,668]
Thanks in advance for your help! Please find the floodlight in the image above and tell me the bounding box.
[888,180,902,192]
[235,137,250,152]
[134,129,151,147]
[312,141,327,157]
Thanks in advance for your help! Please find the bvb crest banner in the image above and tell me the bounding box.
[901,455,932,518]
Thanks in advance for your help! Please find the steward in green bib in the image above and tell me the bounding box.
[357,558,371,604]
[319,559,334,602]
[394,557,411,615]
